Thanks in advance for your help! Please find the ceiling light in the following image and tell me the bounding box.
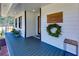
[32,9,35,12]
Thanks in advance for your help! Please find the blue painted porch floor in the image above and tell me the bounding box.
[5,33,76,56]
[22,37,76,56]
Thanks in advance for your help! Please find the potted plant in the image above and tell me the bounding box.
[11,29,20,37]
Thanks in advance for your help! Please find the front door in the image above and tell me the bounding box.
[38,16,40,34]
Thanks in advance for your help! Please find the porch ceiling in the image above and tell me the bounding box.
[1,3,49,17]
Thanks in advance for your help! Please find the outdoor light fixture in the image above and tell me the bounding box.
[32,9,35,12]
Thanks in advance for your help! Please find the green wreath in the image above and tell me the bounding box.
[47,24,61,37]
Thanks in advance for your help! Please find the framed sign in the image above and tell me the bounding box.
[47,12,63,23]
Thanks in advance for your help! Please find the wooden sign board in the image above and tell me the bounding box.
[47,12,63,23]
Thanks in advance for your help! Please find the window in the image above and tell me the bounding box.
[19,16,22,29]
[15,18,17,28]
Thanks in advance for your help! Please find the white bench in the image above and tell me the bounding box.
[64,39,78,55]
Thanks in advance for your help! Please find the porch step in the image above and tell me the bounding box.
[34,35,40,39]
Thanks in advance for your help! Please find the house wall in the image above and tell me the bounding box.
[41,3,79,55]
[14,11,25,37]
[14,11,38,38]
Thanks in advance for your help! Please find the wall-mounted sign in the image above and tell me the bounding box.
[47,12,63,23]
